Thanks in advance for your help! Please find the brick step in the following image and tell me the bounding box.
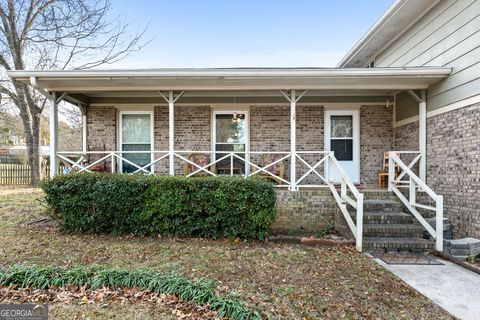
[362,199,404,212]
[357,191,398,200]
[363,224,424,237]
[363,237,434,252]
[358,211,414,224]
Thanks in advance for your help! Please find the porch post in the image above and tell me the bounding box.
[419,90,427,183]
[168,90,175,176]
[49,92,58,178]
[290,90,298,191]
[79,104,87,154]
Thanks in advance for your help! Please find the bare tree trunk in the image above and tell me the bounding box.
[30,113,42,184]
[19,106,42,185]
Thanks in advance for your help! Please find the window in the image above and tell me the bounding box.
[330,115,353,161]
[120,113,152,173]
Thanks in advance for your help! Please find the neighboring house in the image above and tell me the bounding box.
[7,0,479,251]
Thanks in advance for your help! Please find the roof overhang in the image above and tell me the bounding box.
[8,67,451,97]
[337,0,440,68]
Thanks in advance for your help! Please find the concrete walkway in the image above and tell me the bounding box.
[373,256,480,320]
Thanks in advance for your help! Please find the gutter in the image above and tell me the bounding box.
[7,67,452,81]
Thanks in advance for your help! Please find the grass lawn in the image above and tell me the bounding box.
[0,186,453,319]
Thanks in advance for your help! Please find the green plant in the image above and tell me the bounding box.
[314,221,335,238]
[41,173,277,239]
[0,264,261,320]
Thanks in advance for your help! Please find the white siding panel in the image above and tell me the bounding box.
[404,13,480,67]
[424,30,480,67]
[428,77,480,110]
[376,0,480,113]
[376,0,471,66]
[428,61,480,95]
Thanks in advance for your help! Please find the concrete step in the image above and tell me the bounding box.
[363,224,424,237]
[363,237,434,252]
[362,199,404,212]
[360,211,414,224]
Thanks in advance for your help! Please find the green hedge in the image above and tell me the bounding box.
[41,174,277,239]
[0,264,261,320]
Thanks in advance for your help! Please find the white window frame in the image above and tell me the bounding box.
[119,110,154,173]
[324,107,360,183]
[211,108,250,175]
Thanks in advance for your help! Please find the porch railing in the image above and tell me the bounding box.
[388,151,443,251]
[57,149,365,251]
[327,153,364,252]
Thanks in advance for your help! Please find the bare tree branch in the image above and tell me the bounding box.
[0,0,148,184]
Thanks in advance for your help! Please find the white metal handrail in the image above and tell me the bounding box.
[388,151,443,251]
[327,152,364,252]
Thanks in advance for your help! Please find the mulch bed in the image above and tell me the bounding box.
[0,286,217,320]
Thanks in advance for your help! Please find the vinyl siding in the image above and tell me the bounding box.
[375,0,480,118]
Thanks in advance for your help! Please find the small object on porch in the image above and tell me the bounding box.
[88,146,109,172]
[216,161,244,175]
[183,153,215,176]
[254,153,285,184]
[378,151,399,188]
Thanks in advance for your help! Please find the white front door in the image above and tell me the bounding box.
[325,109,360,183]
[212,110,249,175]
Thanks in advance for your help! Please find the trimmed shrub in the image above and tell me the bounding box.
[41,173,277,239]
[0,264,261,320]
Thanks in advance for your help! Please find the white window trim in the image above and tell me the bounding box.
[324,108,361,184]
[211,108,250,175]
[118,110,155,173]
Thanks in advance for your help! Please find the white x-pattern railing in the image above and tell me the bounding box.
[57,149,365,251]
[388,151,443,251]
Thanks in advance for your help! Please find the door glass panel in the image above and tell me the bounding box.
[331,116,353,138]
[121,114,151,173]
[331,140,353,161]
[215,114,246,143]
[215,113,246,175]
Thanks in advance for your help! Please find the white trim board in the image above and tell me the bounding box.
[394,93,480,127]
[90,102,393,107]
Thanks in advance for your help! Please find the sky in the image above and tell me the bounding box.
[106,0,395,69]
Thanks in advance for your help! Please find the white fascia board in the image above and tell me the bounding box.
[7,67,452,80]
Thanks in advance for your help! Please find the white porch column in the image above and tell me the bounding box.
[168,90,175,176]
[419,90,427,183]
[159,91,184,176]
[49,92,58,178]
[79,104,87,154]
[290,90,298,191]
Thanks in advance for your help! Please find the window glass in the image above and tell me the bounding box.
[121,113,151,173]
[122,114,151,143]
[215,114,246,144]
[331,140,353,161]
[331,116,353,138]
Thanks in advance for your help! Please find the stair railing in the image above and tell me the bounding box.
[327,152,364,252]
[388,152,443,251]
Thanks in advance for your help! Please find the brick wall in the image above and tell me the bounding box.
[86,106,116,151]
[87,104,394,186]
[395,103,480,238]
[250,105,324,184]
[271,189,338,235]
[360,105,394,187]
